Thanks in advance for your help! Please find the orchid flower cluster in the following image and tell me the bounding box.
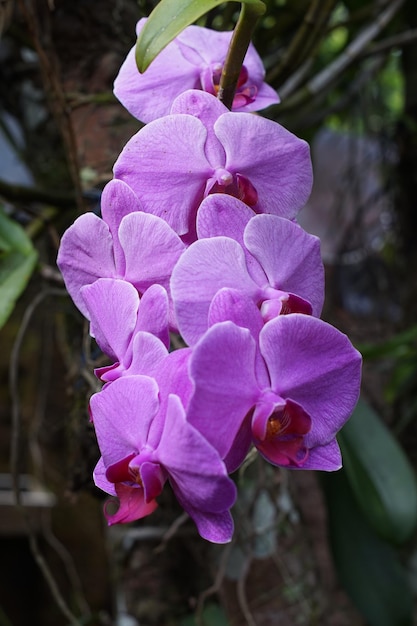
[57,20,362,544]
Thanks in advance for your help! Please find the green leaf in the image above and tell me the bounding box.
[339,397,417,544]
[136,0,266,72]
[0,208,38,328]
[321,469,413,626]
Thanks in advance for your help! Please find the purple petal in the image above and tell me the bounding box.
[104,483,158,525]
[242,81,280,113]
[299,438,342,471]
[90,375,160,466]
[215,113,313,218]
[260,315,362,447]
[196,195,265,284]
[176,495,235,543]
[57,213,116,317]
[93,457,116,496]
[243,215,325,316]
[118,211,185,294]
[113,115,212,236]
[171,237,260,345]
[157,395,237,514]
[100,179,144,274]
[197,194,255,240]
[223,415,253,473]
[135,284,170,347]
[153,348,193,416]
[171,90,227,166]
[187,322,260,457]
[208,288,263,337]
[81,278,139,362]
[114,19,199,123]
[123,331,169,379]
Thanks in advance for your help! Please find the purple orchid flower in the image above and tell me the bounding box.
[80,278,170,381]
[171,194,324,345]
[113,90,312,238]
[186,310,362,473]
[91,374,237,543]
[114,19,279,124]
[57,179,185,327]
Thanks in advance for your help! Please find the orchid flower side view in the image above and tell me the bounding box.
[57,7,362,544]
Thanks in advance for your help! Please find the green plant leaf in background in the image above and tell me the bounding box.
[135,0,266,72]
[0,208,38,329]
[339,397,417,544]
[321,469,413,626]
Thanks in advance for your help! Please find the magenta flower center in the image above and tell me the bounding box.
[260,291,313,321]
[201,63,257,108]
[254,399,312,467]
[209,170,258,207]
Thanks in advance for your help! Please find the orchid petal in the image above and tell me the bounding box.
[135,284,170,347]
[244,215,325,316]
[215,113,312,218]
[196,194,265,284]
[104,483,158,525]
[90,375,160,465]
[171,90,227,166]
[157,395,236,513]
[299,438,342,471]
[118,211,185,293]
[81,278,139,362]
[100,179,144,274]
[114,19,198,123]
[126,331,169,379]
[57,213,116,317]
[114,115,212,235]
[93,457,116,496]
[171,237,260,345]
[187,322,260,457]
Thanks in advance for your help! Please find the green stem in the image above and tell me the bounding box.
[218,2,265,110]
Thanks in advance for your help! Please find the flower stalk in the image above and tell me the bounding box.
[218,2,266,109]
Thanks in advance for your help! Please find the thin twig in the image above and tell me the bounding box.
[269,0,337,86]
[275,0,405,115]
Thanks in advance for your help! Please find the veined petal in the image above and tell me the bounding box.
[187,322,260,458]
[135,284,170,348]
[299,438,342,471]
[104,483,158,525]
[196,195,265,284]
[244,214,324,317]
[113,115,212,236]
[93,457,116,496]
[157,395,237,513]
[174,492,235,544]
[171,237,260,345]
[215,113,312,218]
[114,19,199,123]
[125,331,169,379]
[118,211,185,293]
[57,213,116,317]
[90,375,160,466]
[171,90,227,166]
[100,179,144,275]
[260,315,362,447]
[81,278,139,363]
